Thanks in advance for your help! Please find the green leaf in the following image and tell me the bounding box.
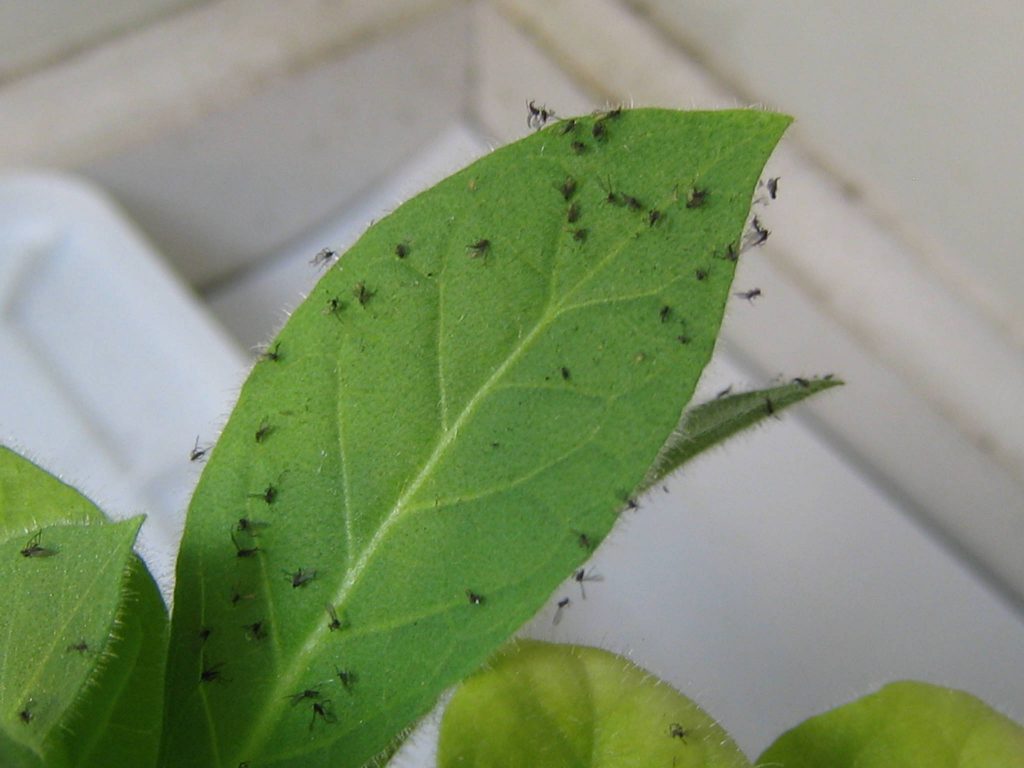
[55,558,168,768]
[161,108,791,767]
[642,376,842,490]
[0,447,167,768]
[0,515,140,760]
[0,445,105,533]
[758,680,1024,767]
[438,639,750,768]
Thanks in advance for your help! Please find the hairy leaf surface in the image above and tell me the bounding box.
[0,447,164,768]
[643,376,842,489]
[438,640,749,768]
[161,108,790,767]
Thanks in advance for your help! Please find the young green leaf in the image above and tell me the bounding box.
[438,639,750,768]
[161,108,791,767]
[0,447,167,768]
[0,470,140,763]
[0,445,106,533]
[642,376,843,490]
[55,557,168,768]
[758,680,1024,767]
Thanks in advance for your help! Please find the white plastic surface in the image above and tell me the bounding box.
[0,172,247,598]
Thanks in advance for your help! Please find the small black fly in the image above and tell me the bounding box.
[200,662,225,683]
[527,100,555,129]
[260,342,282,362]
[335,667,357,691]
[236,517,269,536]
[310,248,338,269]
[231,531,260,559]
[352,282,375,307]
[287,568,316,588]
[553,597,571,625]
[467,239,491,258]
[20,531,56,558]
[573,567,603,600]
[190,436,208,462]
[686,187,708,209]
[326,604,345,631]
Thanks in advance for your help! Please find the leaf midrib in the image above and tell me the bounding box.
[233,183,673,764]
[234,292,556,763]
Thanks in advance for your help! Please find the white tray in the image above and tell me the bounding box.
[0,171,247,599]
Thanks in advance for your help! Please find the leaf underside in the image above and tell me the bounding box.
[438,639,750,768]
[0,447,164,768]
[161,108,791,767]
[643,375,843,490]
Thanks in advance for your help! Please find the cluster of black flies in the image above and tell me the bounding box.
[194,410,357,737]
[185,102,785,750]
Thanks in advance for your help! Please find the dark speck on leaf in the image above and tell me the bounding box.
[353,282,375,306]
[686,187,708,208]
[201,662,225,683]
[467,239,491,258]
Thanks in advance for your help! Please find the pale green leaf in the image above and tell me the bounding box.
[438,639,750,768]
[759,681,1024,767]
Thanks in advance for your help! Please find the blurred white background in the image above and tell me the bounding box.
[1,1,1022,762]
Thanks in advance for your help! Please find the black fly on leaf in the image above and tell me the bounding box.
[335,668,357,691]
[20,531,56,558]
[288,688,321,706]
[231,531,260,559]
[250,483,277,505]
[466,239,491,258]
[287,568,316,588]
[244,621,267,641]
[310,700,337,730]
[326,604,346,631]
[259,342,282,362]
[352,282,375,307]
[575,531,594,551]
[236,517,269,536]
[201,662,225,683]
[686,187,708,209]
